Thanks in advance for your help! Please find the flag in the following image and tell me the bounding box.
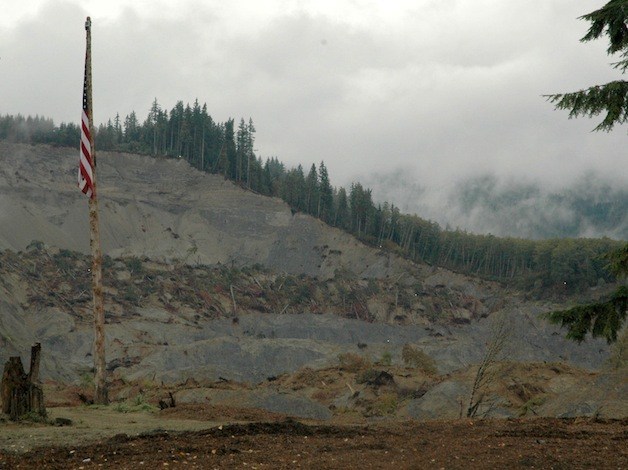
[79,47,94,198]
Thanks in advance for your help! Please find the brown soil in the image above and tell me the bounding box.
[0,405,626,469]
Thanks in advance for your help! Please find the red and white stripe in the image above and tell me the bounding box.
[79,102,94,198]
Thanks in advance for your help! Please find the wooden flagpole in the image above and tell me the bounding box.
[84,16,108,405]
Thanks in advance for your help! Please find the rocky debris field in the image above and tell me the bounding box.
[1,247,626,421]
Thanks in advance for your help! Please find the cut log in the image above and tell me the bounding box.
[1,343,46,420]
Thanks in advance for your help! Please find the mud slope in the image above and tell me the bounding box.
[0,142,414,280]
[0,142,623,420]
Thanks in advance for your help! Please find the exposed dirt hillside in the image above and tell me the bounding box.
[0,142,416,280]
[0,142,625,423]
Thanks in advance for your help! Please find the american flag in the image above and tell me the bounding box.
[79,55,94,198]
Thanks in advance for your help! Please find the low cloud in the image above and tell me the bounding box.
[364,171,627,240]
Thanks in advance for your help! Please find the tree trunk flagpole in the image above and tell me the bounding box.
[80,16,108,405]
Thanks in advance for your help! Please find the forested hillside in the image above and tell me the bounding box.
[1,103,624,294]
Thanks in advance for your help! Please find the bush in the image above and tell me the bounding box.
[53,249,77,271]
[125,257,143,275]
[402,343,437,375]
[26,240,44,251]
[366,279,380,295]
[338,353,371,372]
[378,350,393,366]
[122,285,141,304]
[371,393,398,416]
[356,368,380,384]
[114,394,157,413]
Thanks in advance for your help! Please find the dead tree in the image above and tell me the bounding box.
[1,343,46,420]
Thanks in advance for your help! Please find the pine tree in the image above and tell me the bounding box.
[545,1,628,343]
[247,118,256,189]
[305,163,319,215]
[348,182,374,236]
[148,98,161,155]
[224,119,237,180]
[334,187,350,229]
[318,161,334,223]
[113,113,122,145]
[281,165,306,211]
[123,111,139,143]
[236,118,247,183]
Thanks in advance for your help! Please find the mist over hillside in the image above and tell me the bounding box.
[363,170,628,240]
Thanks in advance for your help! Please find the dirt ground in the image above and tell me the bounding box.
[0,405,626,469]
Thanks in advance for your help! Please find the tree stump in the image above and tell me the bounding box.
[1,343,46,420]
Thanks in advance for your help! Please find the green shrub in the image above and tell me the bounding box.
[378,350,392,366]
[125,257,143,275]
[114,394,157,413]
[79,372,94,389]
[123,285,141,304]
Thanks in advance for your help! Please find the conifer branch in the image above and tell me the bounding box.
[545,80,628,131]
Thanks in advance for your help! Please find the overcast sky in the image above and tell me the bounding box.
[1,0,626,217]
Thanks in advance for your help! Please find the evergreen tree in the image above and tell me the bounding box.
[318,161,334,223]
[264,157,285,195]
[216,141,229,179]
[147,98,161,155]
[281,165,306,211]
[305,163,319,215]
[224,119,237,180]
[349,182,374,236]
[96,119,116,150]
[545,1,628,343]
[123,111,138,142]
[113,113,122,145]
[334,187,350,229]
[247,118,256,188]
[547,245,627,343]
[236,118,251,183]
[198,103,210,171]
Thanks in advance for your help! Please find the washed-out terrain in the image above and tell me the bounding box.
[0,142,626,468]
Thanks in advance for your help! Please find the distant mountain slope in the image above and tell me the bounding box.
[451,174,628,239]
[0,142,414,280]
[364,171,628,240]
